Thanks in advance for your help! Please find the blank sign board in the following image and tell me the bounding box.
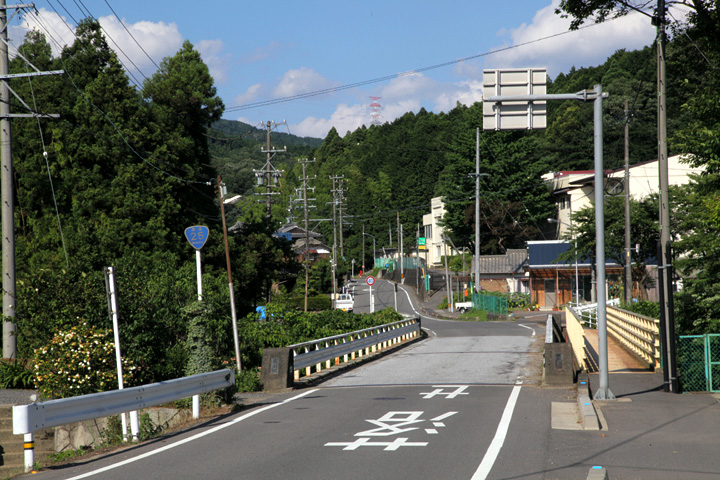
[483,68,547,130]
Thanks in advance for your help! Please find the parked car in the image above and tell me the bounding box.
[455,301,473,313]
[335,293,354,312]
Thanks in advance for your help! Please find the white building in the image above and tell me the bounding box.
[544,154,703,238]
[421,197,459,268]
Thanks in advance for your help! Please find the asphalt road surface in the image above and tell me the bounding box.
[26,280,595,480]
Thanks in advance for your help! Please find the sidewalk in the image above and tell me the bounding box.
[582,371,720,479]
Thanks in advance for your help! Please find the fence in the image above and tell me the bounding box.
[565,306,587,370]
[677,334,720,392]
[471,293,508,316]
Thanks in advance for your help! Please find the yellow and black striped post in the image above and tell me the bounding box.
[23,432,35,472]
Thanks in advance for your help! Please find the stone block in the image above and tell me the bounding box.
[261,347,294,392]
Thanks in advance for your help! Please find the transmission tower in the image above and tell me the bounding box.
[253,120,286,218]
[369,96,383,125]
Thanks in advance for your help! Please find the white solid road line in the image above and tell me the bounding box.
[63,389,320,480]
[471,379,523,480]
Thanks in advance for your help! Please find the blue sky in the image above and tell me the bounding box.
[12,1,680,139]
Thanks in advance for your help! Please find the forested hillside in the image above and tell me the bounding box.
[4,0,719,393]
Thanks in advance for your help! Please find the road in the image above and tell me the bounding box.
[27,279,597,480]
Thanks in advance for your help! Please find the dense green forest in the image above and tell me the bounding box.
[2,1,720,396]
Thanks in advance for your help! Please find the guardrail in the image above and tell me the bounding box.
[288,317,421,381]
[606,306,660,369]
[13,369,234,472]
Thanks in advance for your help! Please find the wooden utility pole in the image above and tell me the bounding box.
[1,1,63,358]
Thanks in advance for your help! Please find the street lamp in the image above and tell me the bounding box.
[362,233,376,271]
[548,218,580,306]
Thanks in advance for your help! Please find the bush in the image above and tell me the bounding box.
[0,359,34,389]
[620,300,660,319]
[33,322,137,400]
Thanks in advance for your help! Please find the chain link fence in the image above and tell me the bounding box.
[677,334,720,393]
[471,293,508,316]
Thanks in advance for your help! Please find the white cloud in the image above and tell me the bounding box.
[274,67,336,98]
[494,0,656,78]
[12,8,75,57]
[197,39,230,84]
[434,79,484,112]
[12,9,183,79]
[235,83,263,105]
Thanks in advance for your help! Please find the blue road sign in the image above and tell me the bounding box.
[185,225,209,250]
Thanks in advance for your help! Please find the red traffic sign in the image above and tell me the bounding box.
[366,276,375,286]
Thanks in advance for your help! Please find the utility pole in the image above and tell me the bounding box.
[1,1,63,358]
[298,159,315,312]
[217,175,242,373]
[254,120,286,218]
[654,0,678,393]
[469,128,488,293]
[337,179,345,258]
[624,100,632,304]
[329,175,343,308]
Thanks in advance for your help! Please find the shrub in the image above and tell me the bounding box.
[0,359,34,389]
[33,322,136,400]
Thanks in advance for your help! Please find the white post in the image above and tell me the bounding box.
[195,249,203,301]
[193,249,202,417]
[23,433,33,472]
[106,267,132,441]
[370,284,374,313]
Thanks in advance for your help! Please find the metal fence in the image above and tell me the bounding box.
[677,334,720,393]
[471,293,508,316]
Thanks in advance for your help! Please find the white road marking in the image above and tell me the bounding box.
[471,380,523,480]
[517,323,536,336]
[63,389,320,480]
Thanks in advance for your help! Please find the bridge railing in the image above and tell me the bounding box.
[606,306,660,369]
[565,306,587,370]
[288,317,421,381]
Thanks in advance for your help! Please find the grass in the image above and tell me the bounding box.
[455,309,489,321]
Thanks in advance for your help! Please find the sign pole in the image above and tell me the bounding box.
[184,226,210,417]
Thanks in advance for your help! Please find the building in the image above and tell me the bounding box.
[476,249,529,294]
[543,154,701,304]
[421,197,460,268]
[275,223,330,263]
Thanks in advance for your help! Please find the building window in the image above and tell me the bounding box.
[559,195,570,210]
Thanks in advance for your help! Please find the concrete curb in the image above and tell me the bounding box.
[576,372,601,431]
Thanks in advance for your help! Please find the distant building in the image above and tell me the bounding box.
[476,249,529,294]
[421,197,460,268]
[275,223,330,263]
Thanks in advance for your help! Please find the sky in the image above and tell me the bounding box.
[9,0,685,139]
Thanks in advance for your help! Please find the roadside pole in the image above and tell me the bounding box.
[184,226,210,417]
[484,69,614,400]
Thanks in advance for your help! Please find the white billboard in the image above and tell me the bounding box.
[483,68,547,130]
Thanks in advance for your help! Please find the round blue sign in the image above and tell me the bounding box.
[185,225,209,250]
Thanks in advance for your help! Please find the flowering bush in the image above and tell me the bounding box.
[34,322,136,399]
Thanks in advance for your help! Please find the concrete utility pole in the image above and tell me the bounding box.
[655,0,678,393]
[469,127,488,293]
[624,100,632,304]
[337,178,345,258]
[298,159,315,312]
[329,175,343,308]
[1,1,63,358]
